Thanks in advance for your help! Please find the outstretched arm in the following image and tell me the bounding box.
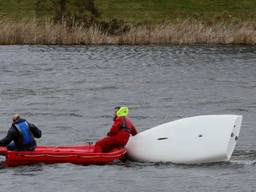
[29,123,42,138]
[130,124,138,136]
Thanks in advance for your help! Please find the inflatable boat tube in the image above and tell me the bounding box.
[0,144,126,167]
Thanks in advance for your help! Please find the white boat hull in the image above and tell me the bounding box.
[126,115,242,164]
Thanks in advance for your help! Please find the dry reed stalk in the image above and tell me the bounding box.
[0,19,255,45]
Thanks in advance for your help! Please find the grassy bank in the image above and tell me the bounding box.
[1,0,256,23]
[1,19,255,45]
[96,0,256,23]
[0,0,256,44]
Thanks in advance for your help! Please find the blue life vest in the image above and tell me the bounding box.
[15,121,33,145]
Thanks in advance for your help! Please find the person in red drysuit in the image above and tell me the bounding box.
[94,106,138,153]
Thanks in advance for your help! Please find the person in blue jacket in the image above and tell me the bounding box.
[0,114,42,151]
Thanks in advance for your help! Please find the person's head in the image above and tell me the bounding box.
[114,106,129,117]
[114,106,121,117]
[12,113,20,123]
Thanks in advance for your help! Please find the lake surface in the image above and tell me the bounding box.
[0,45,255,191]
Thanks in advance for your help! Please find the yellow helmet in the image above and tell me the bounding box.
[116,107,129,117]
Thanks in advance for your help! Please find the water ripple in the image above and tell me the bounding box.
[0,45,256,191]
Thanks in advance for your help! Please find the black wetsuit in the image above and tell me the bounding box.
[0,119,42,151]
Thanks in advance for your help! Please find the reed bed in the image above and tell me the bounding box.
[0,19,256,45]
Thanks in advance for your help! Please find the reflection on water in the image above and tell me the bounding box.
[12,165,44,176]
[0,45,256,192]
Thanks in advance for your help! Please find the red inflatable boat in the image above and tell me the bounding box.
[0,144,126,167]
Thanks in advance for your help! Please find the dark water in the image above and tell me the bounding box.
[0,45,256,191]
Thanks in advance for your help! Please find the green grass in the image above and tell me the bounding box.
[0,0,256,23]
[0,0,35,18]
[95,0,256,23]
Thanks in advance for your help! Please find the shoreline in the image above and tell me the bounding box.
[0,19,256,45]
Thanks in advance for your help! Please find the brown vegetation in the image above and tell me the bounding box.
[0,19,256,45]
